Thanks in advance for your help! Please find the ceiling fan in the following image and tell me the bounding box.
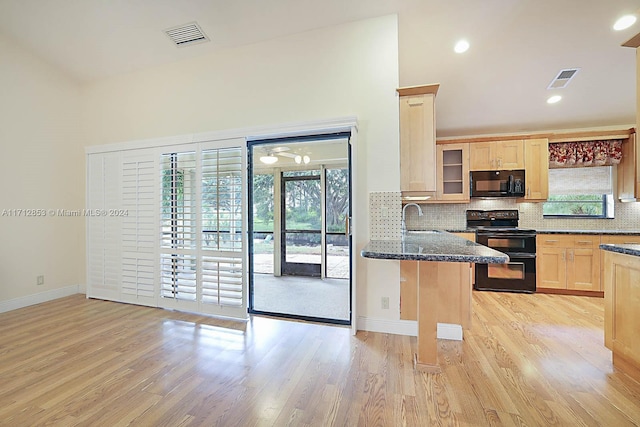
[259,146,310,165]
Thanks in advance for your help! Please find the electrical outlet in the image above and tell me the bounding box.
[37,275,44,286]
[381,205,389,217]
[381,296,390,309]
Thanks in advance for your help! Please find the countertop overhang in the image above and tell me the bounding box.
[599,243,640,258]
[361,231,509,263]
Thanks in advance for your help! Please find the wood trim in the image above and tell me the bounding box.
[437,128,635,145]
[536,287,604,298]
[622,32,640,48]
[549,128,634,142]
[397,84,440,97]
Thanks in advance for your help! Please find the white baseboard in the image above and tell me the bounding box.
[357,316,463,341]
[0,285,83,314]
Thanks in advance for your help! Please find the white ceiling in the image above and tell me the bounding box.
[1,0,639,137]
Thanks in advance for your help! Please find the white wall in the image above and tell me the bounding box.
[0,34,85,307]
[82,16,402,328]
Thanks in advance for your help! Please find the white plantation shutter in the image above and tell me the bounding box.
[159,151,198,309]
[86,152,121,301]
[201,147,244,310]
[86,138,247,319]
[120,152,157,306]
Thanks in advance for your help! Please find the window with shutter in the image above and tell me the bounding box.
[201,148,244,307]
[160,151,197,302]
[121,153,157,305]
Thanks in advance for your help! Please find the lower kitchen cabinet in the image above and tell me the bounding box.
[537,234,601,294]
[400,233,474,325]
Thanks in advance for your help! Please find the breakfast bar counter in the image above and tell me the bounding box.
[362,231,508,371]
[361,230,509,263]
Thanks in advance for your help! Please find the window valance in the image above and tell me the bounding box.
[549,139,623,168]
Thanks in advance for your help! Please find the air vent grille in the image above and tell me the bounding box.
[165,22,209,47]
[547,68,580,89]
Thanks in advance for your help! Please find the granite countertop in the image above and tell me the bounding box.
[537,230,640,235]
[361,231,509,263]
[599,243,640,257]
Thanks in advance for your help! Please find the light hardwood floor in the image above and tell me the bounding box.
[1,292,639,426]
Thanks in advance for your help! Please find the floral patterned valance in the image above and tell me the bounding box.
[549,139,623,169]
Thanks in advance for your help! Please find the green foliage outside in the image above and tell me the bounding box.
[252,169,349,233]
[542,194,605,217]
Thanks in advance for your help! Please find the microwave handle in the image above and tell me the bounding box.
[508,175,514,193]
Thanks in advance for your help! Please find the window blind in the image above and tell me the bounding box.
[548,166,613,195]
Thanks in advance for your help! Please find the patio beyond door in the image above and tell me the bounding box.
[281,172,322,277]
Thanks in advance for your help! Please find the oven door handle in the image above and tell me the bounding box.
[502,252,537,259]
[478,233,537,239]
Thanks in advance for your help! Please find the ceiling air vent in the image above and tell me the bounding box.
[164,22,209,47]
[547,68,580,89]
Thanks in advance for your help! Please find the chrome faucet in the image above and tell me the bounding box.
[401,203,423,233]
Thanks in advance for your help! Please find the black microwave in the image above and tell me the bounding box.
[470,170,525,198]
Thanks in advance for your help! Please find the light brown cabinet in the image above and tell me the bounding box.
[398,85,439,198]
[435,143,470,202]
[537,234,601,293]
[522,138,549,200]
[602,249,640,382]
[400,232,474,326]
[600,235,640,287]
[469,139,525,171]
[617,133,640,201]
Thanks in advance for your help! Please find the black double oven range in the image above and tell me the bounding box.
[467,209,537,293]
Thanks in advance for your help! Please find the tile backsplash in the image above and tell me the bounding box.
[369,192,402,240]
[373,192,640,233]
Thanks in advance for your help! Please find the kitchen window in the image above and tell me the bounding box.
[543,166,614,218]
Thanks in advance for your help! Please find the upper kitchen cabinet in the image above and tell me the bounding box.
[397,84,439,198]
[436,143,470,202]
[617,133,639,201]
[469,139,525,171]
[522,138,549,201]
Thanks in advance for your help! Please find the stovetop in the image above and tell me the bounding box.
[466,209,535,233]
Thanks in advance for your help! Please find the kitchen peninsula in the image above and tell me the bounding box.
[600,243,640,381]
[362,231,508,370]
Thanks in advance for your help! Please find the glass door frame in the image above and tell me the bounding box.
[246,132,353,325]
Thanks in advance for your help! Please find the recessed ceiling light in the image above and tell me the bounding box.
[454,40,470,53]
[614,15,637,31]
[547,95,562,104]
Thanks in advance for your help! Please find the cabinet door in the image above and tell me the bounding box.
[400,261,418,320]
[469,142,494,170]
[617,133,639,201]
[567,248,600,291]
[399,94,436,193]
[497,140,525,169]
[537,247,567,289]
[436,143,469,201]
[523,138,549,200]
